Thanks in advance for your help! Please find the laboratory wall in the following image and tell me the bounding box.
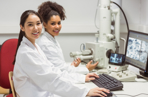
[0,0,147,34]
[0,0,148,62]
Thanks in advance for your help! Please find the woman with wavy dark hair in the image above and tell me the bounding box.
[13,10,109,97]
[37,1,98,76]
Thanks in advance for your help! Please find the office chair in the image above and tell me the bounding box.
[0,39,18,97]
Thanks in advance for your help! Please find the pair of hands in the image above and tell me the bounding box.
[71,59,109,97]
[71,58,99,71]
[85,73,110,97]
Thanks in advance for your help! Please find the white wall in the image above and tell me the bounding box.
[0,0,99,34]
[0,0,148,34]
[0,0,148,62]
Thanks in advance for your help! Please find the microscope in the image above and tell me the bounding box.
[70,0,120,69]
[70,0,137,81]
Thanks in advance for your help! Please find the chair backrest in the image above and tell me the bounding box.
[0,45,9,95]
[9,71,16,97]
[0,39,18,89]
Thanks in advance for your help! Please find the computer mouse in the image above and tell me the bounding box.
[91,91,113,97]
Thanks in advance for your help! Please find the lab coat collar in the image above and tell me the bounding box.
[44,31,58,45]
[22,36,36,50]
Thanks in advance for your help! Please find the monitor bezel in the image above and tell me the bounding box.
[125,30,148,73]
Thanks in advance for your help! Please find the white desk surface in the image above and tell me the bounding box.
[75,81,148,97]
[75,63,148,97]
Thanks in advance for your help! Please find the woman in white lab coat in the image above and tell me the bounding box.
[13,10,109,97]
[37,1,98,75]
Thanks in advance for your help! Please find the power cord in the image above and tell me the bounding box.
[111,1,130,55]
[111,1,130,34]
[113,93,148,97]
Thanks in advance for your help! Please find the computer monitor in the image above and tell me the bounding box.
[125,30,148,77]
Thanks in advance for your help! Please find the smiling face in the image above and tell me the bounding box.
[20,14,42,44]
[44,15,61,37]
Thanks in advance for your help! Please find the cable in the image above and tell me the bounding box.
[111,1,130,34]
[111,1,130,55]
[113,93,148,97]
[133,93,148,97]
[94,0,100,29]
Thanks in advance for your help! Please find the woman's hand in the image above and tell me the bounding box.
[71,58,81,67]
[86,60,98,71]
[85,73,99,82]
[87,87,110,97]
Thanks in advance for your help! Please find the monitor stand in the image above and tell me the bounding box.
[140,70,148,77]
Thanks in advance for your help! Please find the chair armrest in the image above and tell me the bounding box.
[0,86,9,94]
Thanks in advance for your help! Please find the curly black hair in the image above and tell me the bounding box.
[38,1,66,23]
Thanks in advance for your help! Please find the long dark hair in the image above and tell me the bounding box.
[13,10,42,65]
[38,1,66,24]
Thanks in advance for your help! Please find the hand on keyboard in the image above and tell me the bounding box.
[85,73,99,82]
[87,87,110,97]
[91,74,123,91]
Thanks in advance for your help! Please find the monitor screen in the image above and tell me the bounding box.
[125,30,148,72]
[109,53,125,65]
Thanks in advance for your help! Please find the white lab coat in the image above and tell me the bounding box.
[37,31,89,74]
[13,37,90,97]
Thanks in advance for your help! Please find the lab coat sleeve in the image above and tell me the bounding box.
[40,42,89,74]
[18,51,90,97]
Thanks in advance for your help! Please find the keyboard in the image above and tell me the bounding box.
[91,74,123,91]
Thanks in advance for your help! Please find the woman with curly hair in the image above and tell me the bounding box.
[36,1,110,97]
[37,1,98,76]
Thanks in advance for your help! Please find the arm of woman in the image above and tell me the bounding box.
[18,50,89,97]
[40,42,89,74]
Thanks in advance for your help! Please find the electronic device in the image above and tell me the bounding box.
[91,74,123,91]
[110,70,137,82]
[125,30,148,77]
[109,53,125,65]
[107,64,128,72]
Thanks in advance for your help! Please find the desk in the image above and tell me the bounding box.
[76,81,148,97]
[75,63,148,97]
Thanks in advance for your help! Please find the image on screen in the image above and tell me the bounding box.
[109,53,125,65]
[126,38,148,64]
[126,31,148,70]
